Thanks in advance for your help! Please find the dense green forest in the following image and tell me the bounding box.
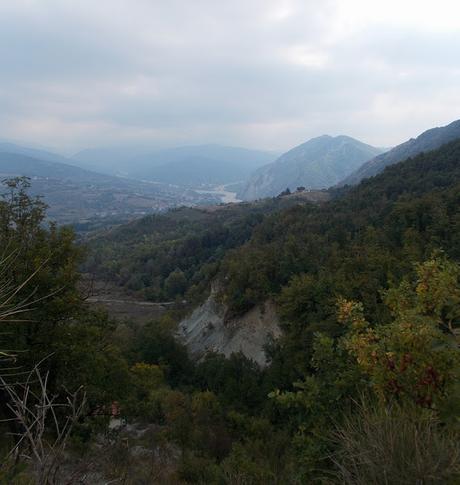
[1,139,460,483]
[83,193,327,303]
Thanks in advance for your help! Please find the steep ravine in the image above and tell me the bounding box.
[177,292,281,367]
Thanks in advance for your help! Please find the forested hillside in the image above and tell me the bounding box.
[83,191,328,303]
[340,118,460,185]
[220,138,460,316]
[88,138,460,318]
[1,138,460,483]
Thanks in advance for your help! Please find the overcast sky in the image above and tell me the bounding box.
[1,0,459,154]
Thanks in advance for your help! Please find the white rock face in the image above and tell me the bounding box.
[177,294,281,367]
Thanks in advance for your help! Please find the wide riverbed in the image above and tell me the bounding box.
[196,185,241,203]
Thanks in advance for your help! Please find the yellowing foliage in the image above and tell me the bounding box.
[341,257,460,407]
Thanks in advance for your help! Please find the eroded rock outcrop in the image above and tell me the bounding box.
[177,293,281,367]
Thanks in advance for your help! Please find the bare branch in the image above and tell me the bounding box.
[0,364,87,484]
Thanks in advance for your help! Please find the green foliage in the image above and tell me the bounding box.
[342,257,460,407]
[51,310,131,409]
[194,352,267,412]
[270,332,364,479]
[4,138,460,482]
[222,413,293,484]
[272,256,460,481]
[122,362,166,420]
[77,139,460,483]
[222,139,460,319]
[221,442,278,484]
[133,317,193,386]
[164,268,187,298]
[84,197,313,304]
[0,178,132,454]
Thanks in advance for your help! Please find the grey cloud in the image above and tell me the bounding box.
[0,0,459,152]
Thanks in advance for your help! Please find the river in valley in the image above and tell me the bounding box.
[196,184,242,203]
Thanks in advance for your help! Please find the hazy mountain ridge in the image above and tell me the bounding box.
[71,146,154,175]
[0,151,116,183]
[340,119,460,186]
[240,135,383,200]
[135,155,247,186]
[0,141,74,166]
[72,144,277,185]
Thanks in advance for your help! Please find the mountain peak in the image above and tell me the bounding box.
[240,135,383,200]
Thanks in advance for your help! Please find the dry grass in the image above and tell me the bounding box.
[328,401,460,485]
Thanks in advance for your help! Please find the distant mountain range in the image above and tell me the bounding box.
[70,146,154,174]
[340,119,460,186]
[3,118,460,222]
[72,145,277,186]
[0,151,112,183]
[240,135,383,200]
[0,141,77,166]
[0,142,279,222]
[0,148,222,223]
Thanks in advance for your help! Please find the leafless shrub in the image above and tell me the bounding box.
[1,364,86,484]
[0,250,60,381]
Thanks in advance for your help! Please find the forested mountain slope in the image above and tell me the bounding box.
[84,192,327,302]
[4,139,460,483]
[220,138,460,320]
[240,135,382,200]
[77,137,460,482]
[340,118,460,185]
[87,138,460,318]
